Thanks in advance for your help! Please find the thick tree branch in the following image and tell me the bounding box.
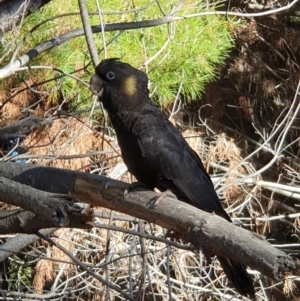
[0,177,93,230]
[0,162,298,281]
[0,206,91,234]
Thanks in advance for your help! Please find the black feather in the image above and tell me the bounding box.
[90,59,255,298]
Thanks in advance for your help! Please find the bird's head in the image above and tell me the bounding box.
[90,59,149,113]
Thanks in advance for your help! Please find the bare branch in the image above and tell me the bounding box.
[0,229,54,262]
[0,115,53,144]
[78,0,99,67]
[0,177,93,229]
[37,231,135,301]
[0,162,298,280]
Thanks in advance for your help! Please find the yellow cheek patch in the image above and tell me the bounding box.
[123,76,137,96]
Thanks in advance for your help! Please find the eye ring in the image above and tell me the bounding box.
[106,71,115,80]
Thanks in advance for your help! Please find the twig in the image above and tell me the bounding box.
[78,0,99,67]
[36,231,135,301]
[1,0,299,80]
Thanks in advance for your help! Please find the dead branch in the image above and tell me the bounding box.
[0,162,298,282]
[0,177,93,230]
[0,115,53,143]
[0,229,54,262]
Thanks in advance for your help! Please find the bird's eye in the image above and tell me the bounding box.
[106,71,115,80]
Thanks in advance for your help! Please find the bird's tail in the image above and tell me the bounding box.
[217,256,255,298]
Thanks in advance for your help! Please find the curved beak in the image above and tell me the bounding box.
[89,74,104,98]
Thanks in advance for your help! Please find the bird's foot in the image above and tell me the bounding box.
[124,182,153,196]
[147,190,177,210]
[156,190,177,204]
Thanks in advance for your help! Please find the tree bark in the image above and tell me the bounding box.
[0,162,298,281]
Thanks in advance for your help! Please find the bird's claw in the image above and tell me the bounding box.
[124,181,153,196]
[147,189,177,210]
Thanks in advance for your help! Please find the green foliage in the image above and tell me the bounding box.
[97,0,234,105]
[289,16,300,25]
[1,0,234,108]
[103,17,232,105]
[7,255,34,291]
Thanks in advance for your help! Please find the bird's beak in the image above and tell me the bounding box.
[89,74,104,98]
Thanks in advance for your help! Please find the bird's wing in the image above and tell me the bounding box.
[136,107,231,221]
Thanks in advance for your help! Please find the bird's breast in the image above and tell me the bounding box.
[111,116,156,187]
